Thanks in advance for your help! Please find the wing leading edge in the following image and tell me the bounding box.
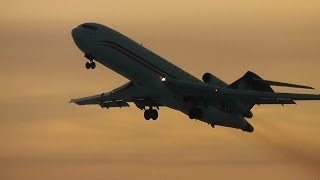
[70,82,160,109]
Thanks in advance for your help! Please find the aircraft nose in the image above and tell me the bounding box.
[71,28,79,40]
[71,24,95,53]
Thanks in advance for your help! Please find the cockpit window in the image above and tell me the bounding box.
[81,24,98,31]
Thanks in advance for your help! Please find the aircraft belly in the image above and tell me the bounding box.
[201,106,248,129]
[154,92,249,130]
[174,103,249,129]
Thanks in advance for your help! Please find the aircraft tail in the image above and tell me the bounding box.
[229,71,313,91]
[227,71,304,117]
[228,71,275,92]
[227,71,271,117]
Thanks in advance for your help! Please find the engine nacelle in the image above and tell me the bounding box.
[202,73,227,87]
[202,73,212,83]
[244,111,253,118]
[242,123,254,133]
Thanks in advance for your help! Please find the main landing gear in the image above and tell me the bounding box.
[188,108,203,119]
[85,61,96,69]
[84,54,96,69]
[144,108,158,120]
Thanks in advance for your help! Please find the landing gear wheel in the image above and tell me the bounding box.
[188,113,195,119]
[151,109,158,120]
[85,61,96,69]
[144,110,151,120]
[144,109,159,120]
[85,62,91,69]
[188,108,196,119]
[90,61,96,69]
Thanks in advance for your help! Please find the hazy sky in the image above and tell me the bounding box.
[1,0,320,179]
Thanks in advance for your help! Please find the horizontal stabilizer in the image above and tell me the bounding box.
[252,78,314,89]
[163,78,320,101]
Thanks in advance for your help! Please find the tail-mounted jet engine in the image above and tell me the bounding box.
[202,73,227,87]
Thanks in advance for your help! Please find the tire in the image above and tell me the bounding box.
[85,62,91,69]
[90,62,96,69]
[144,110,151,120]
[188,109,196,119]
[188,114,195,119]
[151,109,158,120]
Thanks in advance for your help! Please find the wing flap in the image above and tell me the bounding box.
[99,100,129,108]
[70,82,139,106]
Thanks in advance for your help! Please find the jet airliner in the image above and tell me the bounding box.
[70,22,320,132]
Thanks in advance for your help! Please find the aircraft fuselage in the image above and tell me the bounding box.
[71,23,252,131]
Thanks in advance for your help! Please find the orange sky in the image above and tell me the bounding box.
[1,0,320,179]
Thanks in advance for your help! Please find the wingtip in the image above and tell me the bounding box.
[306,86,314,90]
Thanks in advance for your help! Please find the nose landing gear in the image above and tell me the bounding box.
[84,54,96,69]
[85,61,96,69]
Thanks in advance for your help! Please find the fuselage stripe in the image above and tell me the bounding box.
[97,41,176,79]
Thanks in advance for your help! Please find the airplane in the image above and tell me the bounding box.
[70,22,320,133]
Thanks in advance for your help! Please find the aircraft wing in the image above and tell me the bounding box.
[70,82,160,109]
[163,79,320,104]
